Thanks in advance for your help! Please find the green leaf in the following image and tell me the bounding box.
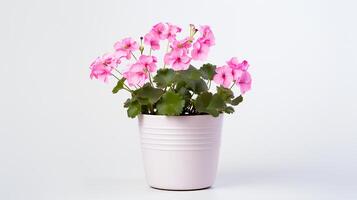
[207,94,226,116]
[186,79,208,94]
[199,63,216,80]
[176,84,192,100]
[230,95,243,106]
[174,66,208,94]
[217,86,234,101]
[195,92,213,113]
[156,91,185,115]
[123,98,131,108]
[133,83,164,105]
[127,101,141,118]
[153,68,176,88]
[195,92,226,117]
[224,106,235,114]
[112,78,126,94]
[176,65,201,81]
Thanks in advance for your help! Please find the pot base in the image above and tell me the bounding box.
[150,186,211,191]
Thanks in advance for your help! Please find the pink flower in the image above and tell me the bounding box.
[191,41,209,61]
[227,57,249,71]
[227,57,250,81]
[171,37,192,51]
[166,23,182,42]
[137,55,157,72]
[213,65,234,88]
[151,23,169,40]
[114,37,139,59]
[164,49,191,71]
[226,57,240,69]
[236,71,252,94]
[198,25,215,47]
[239,60,249,71]
[191,25,215,61]
[231,68,243,81]
[123,63,148,87]
[90,53,119,82]
[101,53,121,68]
[144,33,160,50]
[122,55,157,86]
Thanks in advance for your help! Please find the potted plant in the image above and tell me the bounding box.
[89,23,252,190]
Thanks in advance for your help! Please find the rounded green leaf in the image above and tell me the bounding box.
[156,91,185,116]
[195,92,226,117]
[176,65,201,81]
[127,101,141,118]
[133,83,164,105]
[153,68,176,88]
[199,63,216,80]
[195,91,213,113]
[217,86,234,101]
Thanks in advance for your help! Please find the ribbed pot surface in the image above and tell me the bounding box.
[138,114,223,190]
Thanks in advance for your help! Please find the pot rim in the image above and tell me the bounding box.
[138,114,223,118]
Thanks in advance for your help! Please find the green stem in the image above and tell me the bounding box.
[190,25,192,37]
[114,68,123,75]
[208,80,211,90]
[122,87,131,92]
[149,48,152,56]
[123,85,131,91]
[123,83,131,92]
[111,73,132,92]
[165,41,170,53]
[130,51,138,60]
[111,73,120,81]
[148,72,153,86]
[230,81,235,89]
[149,104,154,114]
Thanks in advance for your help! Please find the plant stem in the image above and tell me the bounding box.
[123,83,131,92]
[111,73,120,81]
[114,68,123,75]
[130,51,138,60]
[148,72,153,86]
[230,81,235,89]
[111,73,132,92]
[122,87,131,92]
[165,41,170,53]
[149,48,152,56]
[190,25,192,37]
[123,85,131,91]
[208,80,211,90]
[113,69,131,90]
[149,104,154,114]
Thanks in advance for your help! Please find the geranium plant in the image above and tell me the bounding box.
[90,23,252,118]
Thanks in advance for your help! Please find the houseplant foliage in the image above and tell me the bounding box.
[90,23,252,118]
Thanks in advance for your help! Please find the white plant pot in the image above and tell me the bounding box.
[138,114,223,190]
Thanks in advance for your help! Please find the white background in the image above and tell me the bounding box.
[1,0,356,199]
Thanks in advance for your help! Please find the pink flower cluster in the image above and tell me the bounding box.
[123,55,157,86]
[114,37,139,59]
[164,25,215,70]
[89,53,120,82]
[213,57,252,94]
[89,22,251,94]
